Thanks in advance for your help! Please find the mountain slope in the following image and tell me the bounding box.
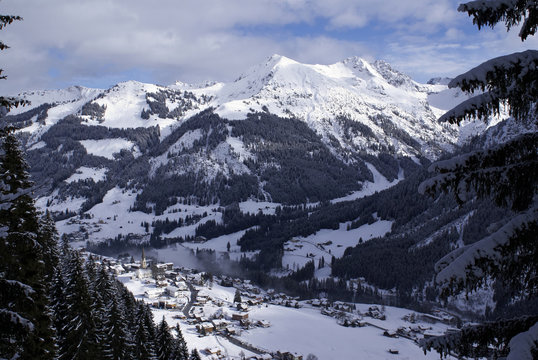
[3,54,503,249]
[175,55,460,161]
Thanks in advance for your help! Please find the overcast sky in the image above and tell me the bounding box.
[0,0,535,94]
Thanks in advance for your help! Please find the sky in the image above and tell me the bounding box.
[0,0,536,94]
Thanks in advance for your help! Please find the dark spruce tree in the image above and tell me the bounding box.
[0,129,55,359]
[38,212,60,283]
[95,264,132,360]
[173,323,189,360]
[134,303,158,360]
[419,1,538,358]
[50,257,68,358]
[234,289,242,304]
[189,349,201,360]
[59,250,99,360]
[156,316,175,360]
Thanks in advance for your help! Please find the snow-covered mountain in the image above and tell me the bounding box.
[5,54,500,242]
[12,55,472,160]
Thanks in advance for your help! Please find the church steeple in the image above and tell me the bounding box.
[141,248,147,269]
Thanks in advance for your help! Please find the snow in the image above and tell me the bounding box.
[55,187,150,244]
[9,86,101,115]
[447,283,495,316]
[193,54,461,160]
[331,163,403,204]
[91,81,176,131]
[56,188,141,243]
[28,140,46,151]
[283,218,393,272]
[238,200,281,215]
[120,275,258,359]
[35,193,87,214]
[225,136,254,162]
[438,50,538,124]
[507,321,538,360]
[0,309,35,332]
[242,304,449,360]
[179,229,260,262]
[118,266,456,360]
[53,187,222,246]
[173,129,204,150]
[164,213,223,240]
[65,166,107,183]
[14,86,103,142]
[14,54,487,170]
[449,50,538,90]
[79,138,140,160]
[435,207,538,288]
[151,129,204,173]
[413,211,474,250]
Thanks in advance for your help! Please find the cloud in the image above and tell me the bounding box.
[0,0,534,93]
[383,23,538,82]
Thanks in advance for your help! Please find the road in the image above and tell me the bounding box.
[182,279,270,358]
[182,281,199,317]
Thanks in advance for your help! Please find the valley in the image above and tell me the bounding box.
[4,54,535,359]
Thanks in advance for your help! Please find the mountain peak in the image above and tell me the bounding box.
[266,54,298,67]
[341,56,370,67]
[372,59,417,89]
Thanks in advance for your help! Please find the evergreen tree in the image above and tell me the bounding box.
[38,212,60,283]
[108,277,137,360]
[0,129,55,359]
[50,263,68,359]
[104,292,131,360]
[133,303,157,360]
[234,289,242,304]
[59,250,99,360]
[156,316,174,360]
[420,1,538,358]
[87,259,109,359]
[189,349,201,360]
[172,323,189,360]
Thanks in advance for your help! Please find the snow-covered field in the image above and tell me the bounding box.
[179,229,260,262]
[331,163,403,204]
[119,268,455,360]
[283,218,393,272]
[79,138,140,160]
[64,166,108,183]
[243,304,445,360]
[55,186,221,245]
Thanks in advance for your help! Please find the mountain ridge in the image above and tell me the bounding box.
[12,54,469,161]
[5,54,508,218]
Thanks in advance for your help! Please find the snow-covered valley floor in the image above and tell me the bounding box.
[117,264,455,360]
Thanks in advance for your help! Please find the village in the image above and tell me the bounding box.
[85,250,461,360]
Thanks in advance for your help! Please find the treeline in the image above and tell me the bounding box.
[134,110,260,212]
[0,130,198,359]
[19,108,424,218]
[235,169,438,268]
[80,101,106,121]
[23,115,155,212]
[40,115,160,153]
[194,203,272,239]
[143,89,211,120]
[192,249,382,303]
[3,102,52,128]
[332,230,454,297]
[331,195,515,302]
[54,245,193,359]
[232,112,366,203]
